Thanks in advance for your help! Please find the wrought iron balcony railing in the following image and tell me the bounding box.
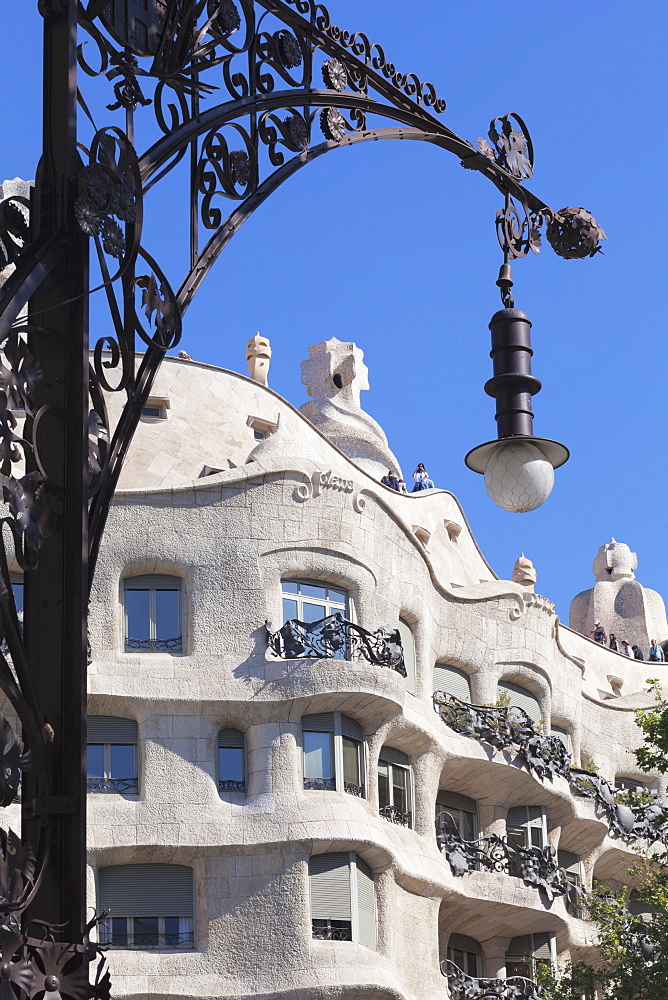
[434,692,668,846]
[267,614,406,675]
[436,812,583,907]
[344,781,365,797]
[442,960,543,999]
[218,779,245,792]
[125,636,183,651]
[312,920,352,941]
[86,776,139,793]
[380,804,412,828]
[304,776,336,791]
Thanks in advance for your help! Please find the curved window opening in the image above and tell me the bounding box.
[98,864,194,950]
[378,746,412,828]
[308,852,375,949]
[506,806,547,851]
[87,717,138,794]
[433,664,471,702]
[302,712,364,797]
[506,933,555,978]
[497,680,541,723]
[437,791,478,842]
[447,933,481,977]
[398,619,416,694]
[123,575,182,652]
[218,728,245,792]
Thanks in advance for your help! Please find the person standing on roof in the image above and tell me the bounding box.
[649,640,665,662]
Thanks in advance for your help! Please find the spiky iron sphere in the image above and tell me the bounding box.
[546,207,607,259]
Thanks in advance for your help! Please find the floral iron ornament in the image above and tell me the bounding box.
[434,693,668,845]
[442,960,543,1000]
[267,613,406,675]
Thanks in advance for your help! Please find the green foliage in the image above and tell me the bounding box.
[634,680,668,774]
[579,750,600,773]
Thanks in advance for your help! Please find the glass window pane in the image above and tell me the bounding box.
[466,952,478,977]
[281,581,298,594]
[86,744,105,778]
[461,810,476,841]
[155,589,179,640]
[326,588,347,605]
[126,589,150,641]
[342,737,360,789]
[282,598,298,622]
[134,916,159,947]
[377,762,390,808]
[300,584,328,600]
[219,746,244,782]
[109,744,135,779]
[164,917,180,946]
[110,917,127,947]
[302,602,326,623]
[392,766,409,814]
[507,827,527,850]
[12,583,23,613]
[531,827,544,849]
[303,731,333,780]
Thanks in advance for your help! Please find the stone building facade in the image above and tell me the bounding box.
[75,341,667,999]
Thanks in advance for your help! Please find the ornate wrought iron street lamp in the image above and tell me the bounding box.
[0,1,604,995]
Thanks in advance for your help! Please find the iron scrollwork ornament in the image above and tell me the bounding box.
[442,960,543,1000]
[267,613,406,675]
[546,206,607,258]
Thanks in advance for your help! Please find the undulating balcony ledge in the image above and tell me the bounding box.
[433,692,668,846]
[442,959,541,1000]
[436,812,583,908]
[266,614,407,675]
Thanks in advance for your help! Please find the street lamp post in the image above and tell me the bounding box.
[0,2,604,996]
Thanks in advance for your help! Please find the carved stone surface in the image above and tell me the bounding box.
[512,553,536,590]
[299,338,403,480]
[246,333,272,387]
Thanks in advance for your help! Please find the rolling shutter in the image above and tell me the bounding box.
[498,681,541,723]
[302,713,335,733]
[398,620,416,695]
[355,857,375,950]
[308,854,351,921]
[379,746,409,767]
[507,935,532,958]
[506,807,527,828]
[218,728,244,748]
[449,934,481,955]
[88,717,137,743]
[433,664,471,702]
[557,850,579,873]
[98,864,194,917]
[533,933,553,961]
[437,791,477,813]
[339,715,363,741]
[124,575,180,590]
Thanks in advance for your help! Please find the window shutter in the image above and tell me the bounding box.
[437,791,477,813]
[379,746,410,767]
[498,681,541,723]
[398,620,416,695]
[98,864,194,917]
[433,664,471,702]
[301,713,335,733]
[339,715,363,741]
[308,854,351,921]
[88,717,138,743]
[124,575,181,590]
[218,728,244,748]
[506,807,527,828]
[355,857,375,949]
[557,850,579,872]
[533,933,553,960]
[507,934,532,957]
[449,934,481,954]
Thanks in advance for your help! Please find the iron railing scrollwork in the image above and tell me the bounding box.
[303,776,335,791]
[267,613,406,675]
[379,804,412,828]
[343,781,364,798]
[442,960,543,1000]
[125,635,183,651]
[434,692,668,846]
[436,811,583,907]
[219,779,246,791]
[87,776,139,794]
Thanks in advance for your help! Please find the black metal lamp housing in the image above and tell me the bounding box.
[466,267,568,513]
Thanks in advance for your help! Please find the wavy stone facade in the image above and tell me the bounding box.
[83,352,667,1000]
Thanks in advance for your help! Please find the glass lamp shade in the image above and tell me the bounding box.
[483,440,554,513]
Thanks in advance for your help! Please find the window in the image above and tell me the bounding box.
[123,575,182,652]
[247,416,277,441]
[87,717,138,793]
[506,806,547,851]
[378,747,412,827]
[558,849,582,888]
[447,933,481,977]
[140,397,169,420]
[398,619,416,694]
[301,712,364,797]
[98,864,194,950]
[437,791,478,842]
[615,776,647,794]
[218,728,245,792]
[506,933,555,977]
[308,853,375,949]
[9,574,22,615]
[497,680,541,724]
[550,725,572,754]
[282,580,348,624]
[433,664,471,702]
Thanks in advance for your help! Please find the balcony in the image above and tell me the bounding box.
[267,613,406,675]
[436,812,582,906]
[87,776,138,793]
[442,960,541,1000]
[380,804,412,828]
[125,636,182,651]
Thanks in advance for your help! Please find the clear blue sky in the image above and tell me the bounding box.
[1,2,667,620]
